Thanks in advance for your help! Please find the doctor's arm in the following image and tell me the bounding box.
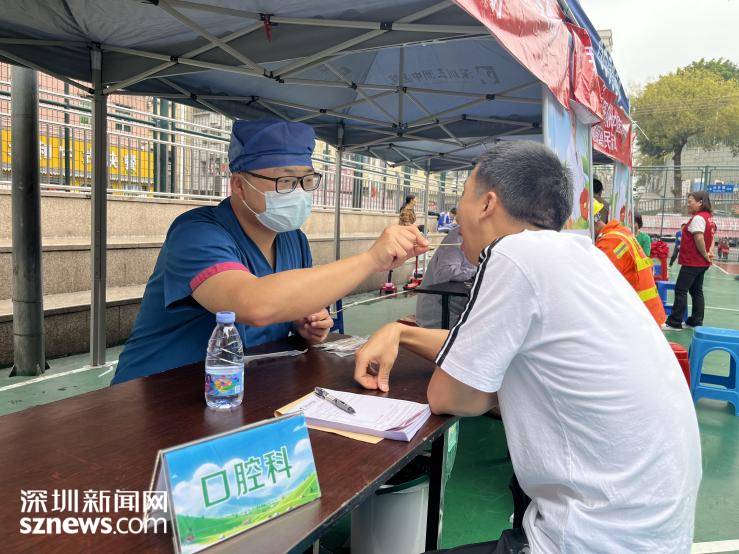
[191,225,428,327]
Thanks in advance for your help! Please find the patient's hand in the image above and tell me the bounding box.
[354,323,402,392]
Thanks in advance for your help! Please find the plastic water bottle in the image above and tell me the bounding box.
[205,311,244,410]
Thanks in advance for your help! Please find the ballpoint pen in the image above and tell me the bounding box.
[314,387,356,415]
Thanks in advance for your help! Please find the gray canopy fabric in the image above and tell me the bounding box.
[0,0,545,171]
[2,0,614,368]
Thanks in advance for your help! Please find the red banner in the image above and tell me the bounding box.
[567,23,601,121]
[592,81,632,166]
[454,0,571,107]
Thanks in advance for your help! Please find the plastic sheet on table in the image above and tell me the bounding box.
[314,336,368,357]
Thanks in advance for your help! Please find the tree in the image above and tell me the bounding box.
[631,65,739,201]
[683,57,739,84]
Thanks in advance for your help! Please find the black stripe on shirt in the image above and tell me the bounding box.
[435,236,506,366]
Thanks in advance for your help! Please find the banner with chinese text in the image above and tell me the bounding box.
[592,83,632,167]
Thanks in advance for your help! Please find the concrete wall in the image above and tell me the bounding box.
[0,191,419,299]
[0,190,202,242]
[0,298,141,367]
[668,143,739,168]
[0,190,405,242]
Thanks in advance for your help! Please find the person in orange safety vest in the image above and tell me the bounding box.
[594,202,666,326]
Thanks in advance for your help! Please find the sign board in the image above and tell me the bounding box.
[147,413,320,554]
[707,184,735,194]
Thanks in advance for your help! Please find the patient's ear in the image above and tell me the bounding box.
[480,190,499,221]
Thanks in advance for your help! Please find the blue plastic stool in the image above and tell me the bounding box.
[656,281,675,305]
[657,281,687,323]
[688,326,739,416]
[653,261,663,277]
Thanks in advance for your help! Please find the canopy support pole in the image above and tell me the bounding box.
[587,127,595,241]
[90,46,108,368]
[10,65,45,377]
[334,125,344,261]
[422,161,431,271]
[398,47,404,128]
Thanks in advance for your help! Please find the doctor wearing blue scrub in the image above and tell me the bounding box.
[113,119,427,384]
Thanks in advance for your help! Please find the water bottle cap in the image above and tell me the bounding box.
[216,311,236,324]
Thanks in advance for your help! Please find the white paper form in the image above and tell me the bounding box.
[289,389,431,441]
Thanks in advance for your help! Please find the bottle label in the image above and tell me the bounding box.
[205,372,242,397]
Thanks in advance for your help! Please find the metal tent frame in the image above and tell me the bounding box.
[0,0,621,372]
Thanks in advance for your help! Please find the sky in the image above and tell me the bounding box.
[579,0,738,92]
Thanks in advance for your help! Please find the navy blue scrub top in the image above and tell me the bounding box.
[112,198,312,384]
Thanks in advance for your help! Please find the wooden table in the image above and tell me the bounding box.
[415,281,471,329]
[0,336,455,553]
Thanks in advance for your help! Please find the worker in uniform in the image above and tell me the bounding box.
[113,119,427,384]
[594,203,666,326]
[665,190,716,330]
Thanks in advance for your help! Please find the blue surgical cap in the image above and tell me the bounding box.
[228,119,315,173]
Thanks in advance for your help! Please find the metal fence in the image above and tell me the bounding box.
[314,153,464,215]
[633,165,739,214]
[0,74,464,214]
[632,165,739,238]
[0,81,234,200]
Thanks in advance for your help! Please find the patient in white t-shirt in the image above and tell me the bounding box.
[353,141,702,554]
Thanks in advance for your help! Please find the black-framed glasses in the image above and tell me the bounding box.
[246,171,323,194]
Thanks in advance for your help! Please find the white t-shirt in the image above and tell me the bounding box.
[687,214,707,234]
[436,230,701,553]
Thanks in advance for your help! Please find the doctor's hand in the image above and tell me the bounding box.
[294,309,333,345]
[354,323,402,392]
[366,225,429,272]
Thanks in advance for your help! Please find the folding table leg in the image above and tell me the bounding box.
[425,431,448,550]
[441,295,451,330]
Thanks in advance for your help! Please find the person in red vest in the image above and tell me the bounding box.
[664,191,717,330]
[717,237,730,261]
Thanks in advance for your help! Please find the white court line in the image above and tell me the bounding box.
[0,361,117,393]
[713,264,731,276]
[705,305,739,313]
[674,303,739,314]
[691,539,739,553]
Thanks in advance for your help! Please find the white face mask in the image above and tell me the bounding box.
[239,175,312,233]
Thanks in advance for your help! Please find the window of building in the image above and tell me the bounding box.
[113,103,132,133]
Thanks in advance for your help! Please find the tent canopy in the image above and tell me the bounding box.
[0,0,547,171]
[0,0,629,369]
